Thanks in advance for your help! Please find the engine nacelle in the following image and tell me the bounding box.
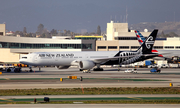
[79,60,95,70]
[55,66,70,69]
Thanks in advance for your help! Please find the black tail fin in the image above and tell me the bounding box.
[137,29,158,54]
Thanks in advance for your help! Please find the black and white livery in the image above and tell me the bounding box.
[19,29,159,72]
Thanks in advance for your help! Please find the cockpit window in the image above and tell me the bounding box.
[22,57,27,59]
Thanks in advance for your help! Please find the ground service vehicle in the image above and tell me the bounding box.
[150,67,161,73]
[5,67,21,73]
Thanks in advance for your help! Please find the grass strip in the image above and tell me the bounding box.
[0,87,180,96]
[0,100,180,104]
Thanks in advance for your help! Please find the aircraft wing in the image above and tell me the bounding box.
[142,53,170,57]
[72,55,137,65]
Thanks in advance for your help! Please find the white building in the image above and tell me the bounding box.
[106,20,151,41]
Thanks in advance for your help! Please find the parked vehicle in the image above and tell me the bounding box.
[124,69,137,73]
[160,64,169,68]
[124,69,134,73]
[145,60,152,66]
[169,64,179,68]
[150,67,161,73]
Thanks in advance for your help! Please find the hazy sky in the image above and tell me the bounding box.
[0,0,180,33]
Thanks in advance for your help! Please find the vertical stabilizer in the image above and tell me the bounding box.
[137,29,158,54]
[135,30,146,45]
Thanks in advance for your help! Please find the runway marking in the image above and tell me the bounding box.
[81,84,84,94]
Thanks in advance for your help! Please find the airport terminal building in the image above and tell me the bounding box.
[0,22,180,64]
[0,25,96,63]
[96,21,180,52]
[0,37,95,63]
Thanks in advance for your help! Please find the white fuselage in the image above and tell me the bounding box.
[19,51,118,66]
[19,50,143,67]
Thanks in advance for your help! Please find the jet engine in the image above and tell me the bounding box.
[55,66,70,69]
[79,60,95,70]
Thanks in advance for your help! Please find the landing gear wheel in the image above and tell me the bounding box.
[82,69,90,73]
[7,68,11,72]
[14,68,21,73]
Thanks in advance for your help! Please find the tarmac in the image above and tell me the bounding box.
[0,67,180,107]
[1,104,180,108]
[0,67,180,89]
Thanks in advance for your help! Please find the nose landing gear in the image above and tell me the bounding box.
[29,66,33,72]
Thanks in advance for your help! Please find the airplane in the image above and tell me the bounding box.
[19,29,159,73]
[135,30,180,60]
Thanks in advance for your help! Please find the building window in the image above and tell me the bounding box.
[119,46,129,49]
[115,37,140,40]
[164,46,174,49]
[76,44,81,49]
[82,44,92,49]
[175,46,180,49]
[131,46,139,49]
[0,42,92,49]
[108,46,117,49]
[9,43,19,48]
[45,44,50,48]
[0,32,3,35]
[98,46,106,49]
[0,42,8,48]
[20,43,33,48]
[153,46,163,49]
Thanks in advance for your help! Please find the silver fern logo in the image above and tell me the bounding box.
[145,36,154,49]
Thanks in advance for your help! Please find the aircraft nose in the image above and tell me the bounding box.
[19,59,24,63]
[19,56,28,64]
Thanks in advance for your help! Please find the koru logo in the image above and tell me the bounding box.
[145,36,154,49]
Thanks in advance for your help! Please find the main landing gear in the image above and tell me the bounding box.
[93,64,104,71]
[83,69,91,73]
[79,69,91,73]
[93,68,103,71]
[79,64,104,73]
